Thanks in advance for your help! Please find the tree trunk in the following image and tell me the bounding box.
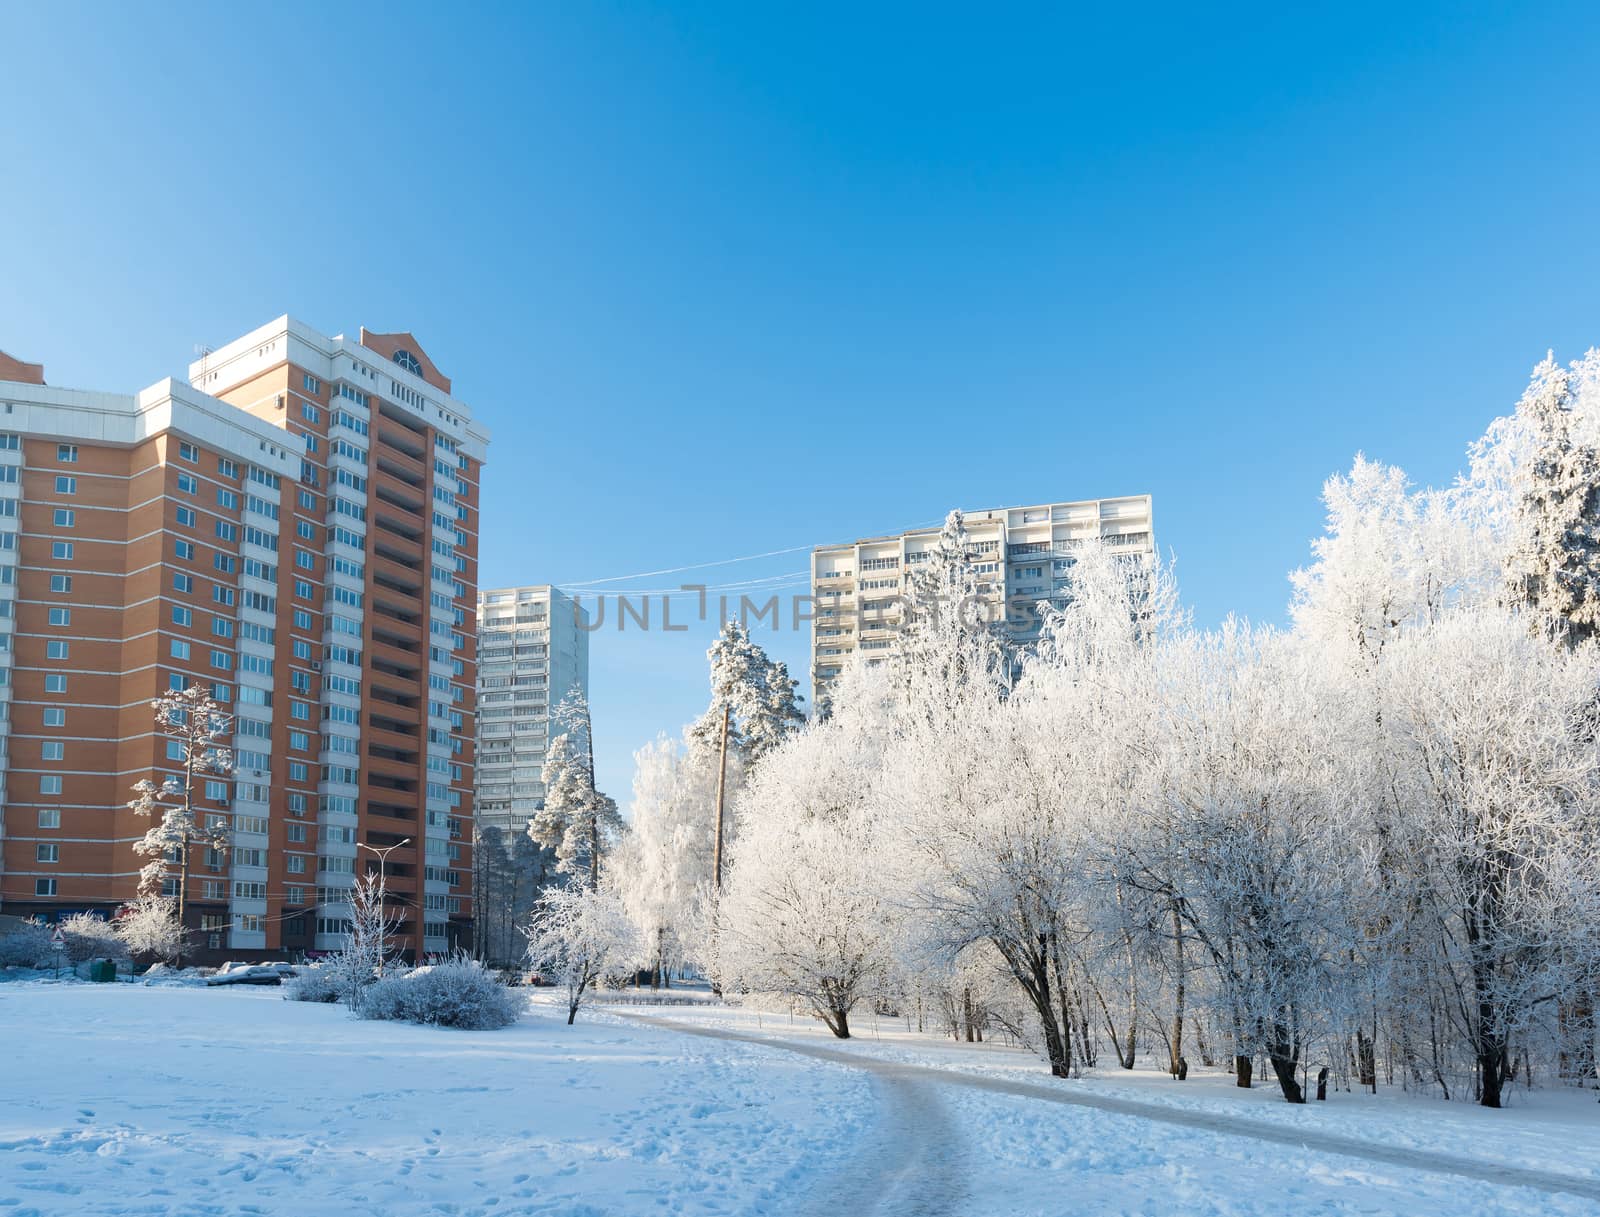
[825,1006,851,1039]
[1267,1018,1305,1104]
[1170,901,1186,1079]
[962,987,975,1043]
[712,703,730,891]
[1235,1055,1253,1088]
[1355,1026,1377,1090]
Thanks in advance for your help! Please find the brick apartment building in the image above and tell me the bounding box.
[0,319,488,961]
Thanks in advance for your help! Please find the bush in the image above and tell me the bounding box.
[283,964,342,1003]
[59,912,129,963]
[356,954,523,1029]
[0,918,55,968]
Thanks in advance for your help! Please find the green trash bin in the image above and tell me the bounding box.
[90,959,117,983]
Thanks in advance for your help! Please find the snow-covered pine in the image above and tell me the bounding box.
[127,686,234,960]
[1504,350,1600,644]
[529,695,623,888]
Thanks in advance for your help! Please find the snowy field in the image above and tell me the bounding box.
[2,981,1597,1217]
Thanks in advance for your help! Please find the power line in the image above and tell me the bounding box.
[555,517,946,589]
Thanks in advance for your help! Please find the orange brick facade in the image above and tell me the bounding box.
[0,322,484,962]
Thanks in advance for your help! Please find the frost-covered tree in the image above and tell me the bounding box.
[327,871,399,1011]
[526,884,637,1024]
[115,896,184,963]
[713,712,894,1038]
[612,734,717,986]
[529,693,622,888]
[1504,351,1600,644]
[128,686,234,961]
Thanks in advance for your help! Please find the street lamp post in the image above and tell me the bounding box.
[357,838,410,962]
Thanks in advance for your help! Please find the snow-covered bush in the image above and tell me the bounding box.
[283,965,342,1003]
[357,954,523,1029]
[0,918,55,968]
[59,912,129,963]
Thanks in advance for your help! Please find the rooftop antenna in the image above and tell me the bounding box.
[192,343,213,387]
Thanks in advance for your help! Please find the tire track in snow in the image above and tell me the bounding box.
[618,1012,1600,1205]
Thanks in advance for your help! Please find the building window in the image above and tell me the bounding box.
[43,708,64,727]
[172,606,192,627]
[210,649,231,670]
[170,639,190,660]
[218,457,237,479]
[166,740,184,761]
[57,444,77,463]
[214,553,236,574]
[40,776,62,796]
[48,608,70,626]
[215,521,237,542]
[54,475,76,494]
[394,350,422,376]
[176,506,196,527]
[53,508,74,528]
[45,640,68,660]
[298,489,316,510]
[177,472,197,494]
[44,675,66,693]
[213,586,235,607]
[51,541,73,560]
[302,402,320,423]
[287,855,306,874]
[42,742,63,761]
[179,441,198,462]
[34,878,56,897]
[38,808,60,828]
[216,489,238,510]
[50,574,72,593]
[303,374,320,395]
[175,540,195,561]
[296,520,314,540]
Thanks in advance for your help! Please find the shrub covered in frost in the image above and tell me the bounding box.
[59,912,130,963]
[0,918,55,968]
[356,954,522,1029]
[283,964,342,1003]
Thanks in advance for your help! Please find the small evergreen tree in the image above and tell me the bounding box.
[128,685,234,963]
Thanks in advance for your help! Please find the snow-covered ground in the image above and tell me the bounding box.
[3,980,1598,1217]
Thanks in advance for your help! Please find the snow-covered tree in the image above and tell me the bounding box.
[128,685,234,961]
[526,884,637,1024]
[612,734,717,986]
[327,871,399,1011]
[713,711,895,1037]
[1504,351,1600,644]
[115,896,184,963]
[529,693,622,888]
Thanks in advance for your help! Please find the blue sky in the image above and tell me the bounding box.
[4,3,1599,800]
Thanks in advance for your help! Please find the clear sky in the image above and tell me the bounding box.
[4,2,1599,800]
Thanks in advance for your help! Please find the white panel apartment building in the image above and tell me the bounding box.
[475,586,589,835]
[810,495,1154,691]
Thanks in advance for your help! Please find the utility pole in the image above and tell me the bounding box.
[358,837,410,961]
[712,701,730,891]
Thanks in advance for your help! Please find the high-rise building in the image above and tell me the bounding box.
[810,496,1154,693]
[0,318,488,962]
[475,586,589,834]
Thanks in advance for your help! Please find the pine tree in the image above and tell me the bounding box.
[1506,352,1600,644]
[127,685,234,964]
[528,693,622,888]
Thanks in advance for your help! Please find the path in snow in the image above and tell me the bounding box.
[619,1011,1600,1206]
[797,1068,966,1217]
